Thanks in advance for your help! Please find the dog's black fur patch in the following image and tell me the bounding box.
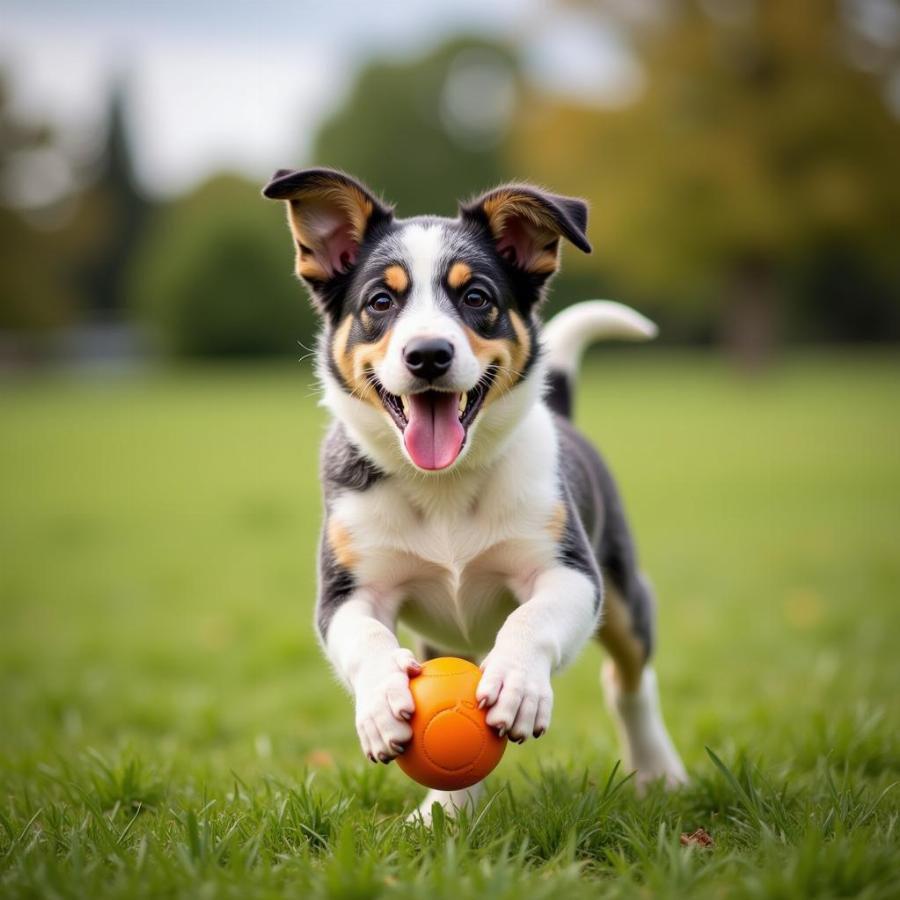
[555,415,654,657]
[321,423,385,493]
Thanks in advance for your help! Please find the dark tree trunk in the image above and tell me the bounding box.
[719,255,780,373]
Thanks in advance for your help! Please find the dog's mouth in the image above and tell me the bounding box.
[375,368,495,470]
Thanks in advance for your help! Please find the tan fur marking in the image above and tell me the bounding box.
[596,588,647,693]
[463,309,533,407]
[285,181,374,281]
[547,501,567,542]
[447,261,472,290]
[295,183,373,243]
[530,243,560,275]
[297,254,330,282]
[383,265,409,293]
[349,332,391,405]
[464,329,514,404]
[327,519,358,569]
[481,192,561,274]
[508,310,532,372]
[482,191,553,239]
[331,315,355,387]
[331,314,392,410]
[285,203,331,282]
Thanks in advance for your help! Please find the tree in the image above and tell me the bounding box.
[306,37,606,319]
[311,37,521,216]
[76,77,150,318]
[512,0,900,362]
[129,175,311,358]
[0,74,75,344]
[1,71,154,364]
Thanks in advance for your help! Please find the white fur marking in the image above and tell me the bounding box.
[601,662,687,789]
[543,300,658,375]
[477,565,598,739]
[326,596,421,762]
[329,402,562,648]
[376,224,481,395]
[401,224,444,304]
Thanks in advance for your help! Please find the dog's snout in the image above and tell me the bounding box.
[403,338,454,382]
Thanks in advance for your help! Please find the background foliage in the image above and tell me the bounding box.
[131,176,310,358]
[1,1,899,361]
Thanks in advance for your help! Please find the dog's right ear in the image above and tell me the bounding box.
[263,167,393,315]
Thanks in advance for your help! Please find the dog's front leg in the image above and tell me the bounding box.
[477,566,600,742]
[324,593,421,763]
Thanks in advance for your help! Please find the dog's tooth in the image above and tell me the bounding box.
[458,393,468,415]
[400,396,409,416]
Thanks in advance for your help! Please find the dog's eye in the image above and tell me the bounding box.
[367,293,394,314]
[463,289,489,310]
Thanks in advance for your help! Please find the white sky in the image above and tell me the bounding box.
[0,0,640,199]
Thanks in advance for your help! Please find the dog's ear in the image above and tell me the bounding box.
[263,167,393,315]
[460,185,591,279]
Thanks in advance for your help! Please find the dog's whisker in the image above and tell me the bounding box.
[488,363,527,381]
[346,372,381,404]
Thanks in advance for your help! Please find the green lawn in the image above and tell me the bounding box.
[1,352,899,899]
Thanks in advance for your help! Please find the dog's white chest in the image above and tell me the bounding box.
[393,544,522,656]
[330,456,559,656]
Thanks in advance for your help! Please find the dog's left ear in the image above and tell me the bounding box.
[460,185,591,278]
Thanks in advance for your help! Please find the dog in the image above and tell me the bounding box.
[263,168,687,819]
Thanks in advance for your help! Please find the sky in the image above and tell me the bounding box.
[0,0,642,201]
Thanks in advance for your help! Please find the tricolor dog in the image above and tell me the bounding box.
[263,168,687,818]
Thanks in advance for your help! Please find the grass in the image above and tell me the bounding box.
[1,350,899,898]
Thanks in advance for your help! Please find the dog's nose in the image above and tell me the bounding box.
[403,338,455,382]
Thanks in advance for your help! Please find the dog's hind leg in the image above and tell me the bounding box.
[559,419,686,790]
[408,641,485,823]
[597,577,687,790]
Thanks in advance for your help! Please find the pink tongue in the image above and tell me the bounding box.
[403,392,465,470]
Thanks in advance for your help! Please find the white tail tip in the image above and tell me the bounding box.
[543,300,658,375]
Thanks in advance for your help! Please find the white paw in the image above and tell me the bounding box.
[354,648,420,763]
[634,757,689,792]
[476,653,553,742]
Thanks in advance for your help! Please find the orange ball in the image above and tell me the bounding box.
[396,656,507,791]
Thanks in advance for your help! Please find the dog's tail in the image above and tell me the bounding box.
[542,300,658,419]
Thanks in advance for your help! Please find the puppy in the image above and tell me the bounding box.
[263,168,687,818]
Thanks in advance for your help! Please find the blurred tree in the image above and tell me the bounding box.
[129,175,311,358]
[311,37,521,216]
[0,75,75,348]
[76,78,151,318]
[307,37,603,318]
[513,0,900,363]
[1,71,155,365]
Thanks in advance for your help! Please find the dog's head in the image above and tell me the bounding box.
[264,168,590,473]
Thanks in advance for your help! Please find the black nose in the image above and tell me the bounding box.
[403,338,455,382]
